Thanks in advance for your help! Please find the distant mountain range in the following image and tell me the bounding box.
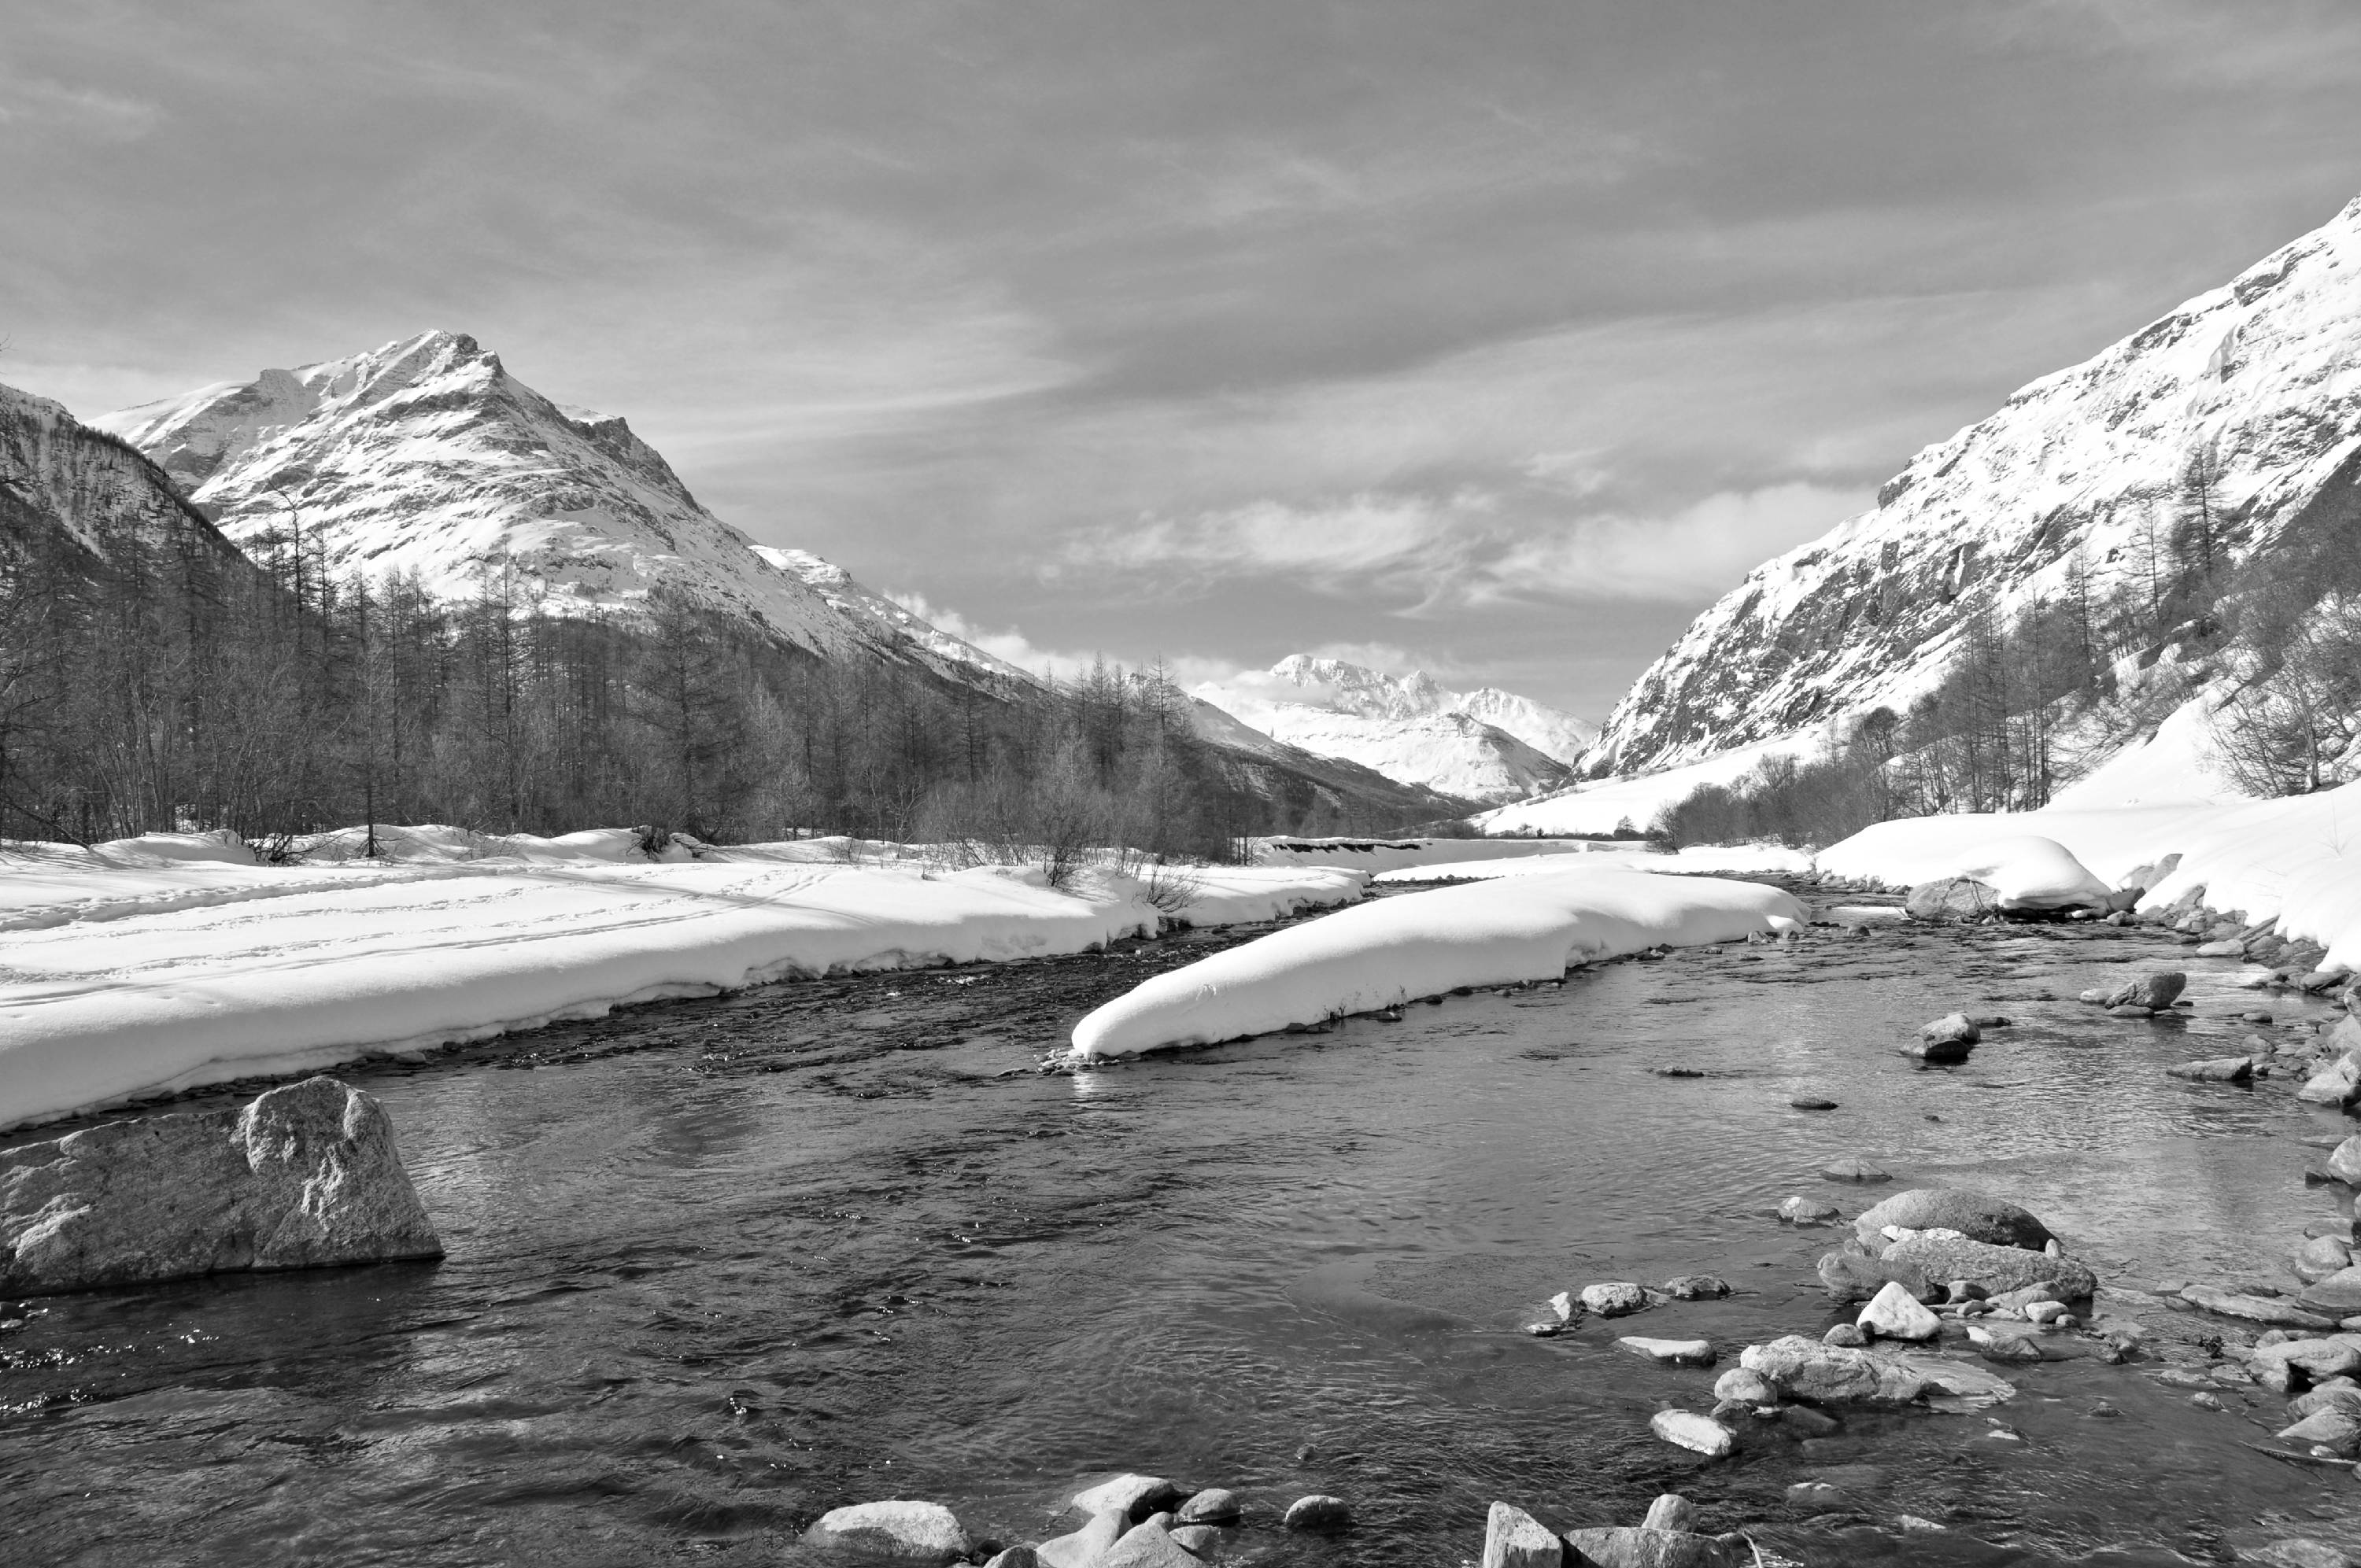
[1196,655,1597,803]
[65,331,1466,829]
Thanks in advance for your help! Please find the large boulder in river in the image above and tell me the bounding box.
[1561,1526,1746,1568]
[1853,1190,2055,1251]
[2297,1266,2361,1318]
[1881,1234,2095,1300]
[2105,972,2187,1011]
[1905,878,2001,922]
[805,1500,975,1562]
[1738,1334,1927,1404]
[1,1077,442,1296]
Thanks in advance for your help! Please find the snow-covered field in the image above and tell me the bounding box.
[0,832,1362,1130]
[1369,843,1812,884]
[1070,869,1805,1059]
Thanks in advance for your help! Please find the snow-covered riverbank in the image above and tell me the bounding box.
[1817,779,2361,969]
[0,833,1365,1131]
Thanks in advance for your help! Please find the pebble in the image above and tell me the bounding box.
[1281,1495,1350,1533]
[1649,1409,1735,1458]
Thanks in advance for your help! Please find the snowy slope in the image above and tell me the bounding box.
[0,381,249,571]
[91,332,1023,686]
[1196,654,1591,802]
[1592,192,2361,776]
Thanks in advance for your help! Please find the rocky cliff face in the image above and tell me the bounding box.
[0,382,248,571]
[91,332,1023,688]
[1591,193,2361,776]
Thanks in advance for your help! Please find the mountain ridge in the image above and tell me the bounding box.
[1587,191,2361,780]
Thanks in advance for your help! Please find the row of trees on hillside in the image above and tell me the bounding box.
[0,505,1384,863]
[1653,453,2249,847]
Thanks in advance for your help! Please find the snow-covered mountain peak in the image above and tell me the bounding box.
[90,332,1024,687]
[1589,188,2361,777]
[1195,654,1595,802]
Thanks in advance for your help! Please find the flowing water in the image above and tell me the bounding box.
[5,887,2359,1566]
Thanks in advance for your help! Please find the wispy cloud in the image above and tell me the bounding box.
[1065,478,1865,608]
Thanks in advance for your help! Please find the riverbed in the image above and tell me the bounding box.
[4,884,2357,1566]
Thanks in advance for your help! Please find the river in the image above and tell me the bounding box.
[3,883,2357,1566]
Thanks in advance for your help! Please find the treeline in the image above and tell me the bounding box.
[0,504,1386,861]
[1653,451,2260,848]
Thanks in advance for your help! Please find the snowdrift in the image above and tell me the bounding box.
[0,851,1362,1131]
[1070,870,1805,1060]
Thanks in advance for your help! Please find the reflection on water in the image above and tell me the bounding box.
[3,909,2357,1566]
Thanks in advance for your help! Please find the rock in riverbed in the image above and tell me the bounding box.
[1649,1409,1734,1457]
[2108,972,2187,1010]
[2298,1267,2361,1317]
[1562,1525,1746,1567]
[0,1076,442,1296]
[2180,1284,2337,1330]
[805,1500,974,1562]
[1817,1249,1934,1304]
[1070,1474,1186,1523]
[2167,1055,2255,1083]
[1738,1335,1927,1404]
[1174,1489,1240,1525]
[1883,1234,2095,1300]
[1857,1280,1941,1341]
[1481,1502,1560,1568]
[1100,1519,1198,1567]
[1617,1336,1716,1367]
[1853,1189,2054,1251]
[1283,1495,1350,1533]
[1779,1195,1842,1225]
[1580,1282,1650,1317]
[2330,1138,2361,1186]
[1905,878,2001,922]
[1039,1510,1129,1568]
[1916,1014,1981,1062]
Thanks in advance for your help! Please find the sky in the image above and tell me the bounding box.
[8,2,2361,717]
